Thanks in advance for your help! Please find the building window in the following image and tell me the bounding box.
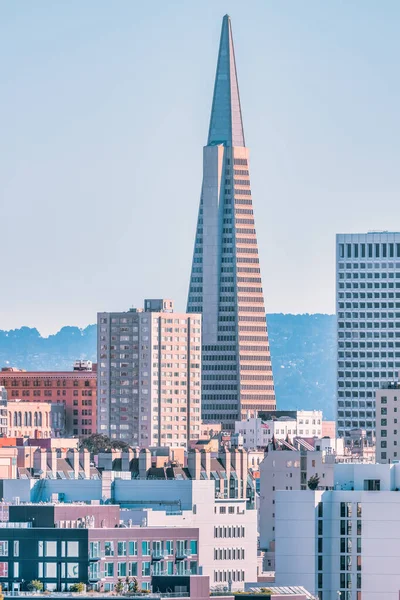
[0,542,8,557]
[129,562,138,577]
[105,562,114,577]
[117,541,126,556]
[117,562,127,577]
[67,563,79,578]
[142,561,151,577]
[105,542,114,557]
[45,563,57,578]
[67,541,79,557]
[0,563,7,578]
[142,541,150,556]
[128,541,137,556]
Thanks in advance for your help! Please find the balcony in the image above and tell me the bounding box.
[175,550,191,561]
[152,549,168,560]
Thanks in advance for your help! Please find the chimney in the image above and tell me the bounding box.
[49,449,57,475]
[68,449,80,478]
[201,449,211,480]
[139,449,151,480]
[82,449,90,479]
[187,448,201,480]
[219,447,231,489]
[122,449,134,472]
[231,449,242,499]
[240,449,247,499]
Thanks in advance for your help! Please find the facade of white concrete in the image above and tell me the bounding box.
[259,445,335,553]
[98,299,202,447]
[275,462,400,600]
[235,411,323,449]
[336,232,400,442]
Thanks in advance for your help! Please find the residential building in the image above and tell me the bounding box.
[0,387,7,437]
[234,411,323,449]
[0,503,199,592]
[259,438,337,560]
[97,299,201,448]
[376,378,400,463]
[186,15,275,430]
[7,399,52,438]
[336,232,400,443]
[0,363,96,438]
[275,462,400,600]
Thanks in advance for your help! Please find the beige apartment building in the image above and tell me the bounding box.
[376,378,400,463]
[98,299,202,448]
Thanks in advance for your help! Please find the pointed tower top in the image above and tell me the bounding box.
[207,15,245,148]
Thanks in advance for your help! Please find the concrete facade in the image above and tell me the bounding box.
[186,15,275,429]
[7,400,52,438]
[336,232,400,442]
[97,299,201,447]
[275,462,400,600]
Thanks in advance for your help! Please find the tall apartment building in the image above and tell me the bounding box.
[186,15,275,430]
[97,299,202,447]
[0,363,96,438]
[336,232,400,442]
[375,377,400,463]
[275,462,400,600]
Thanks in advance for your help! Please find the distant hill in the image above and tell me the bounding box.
[0,314,336,419]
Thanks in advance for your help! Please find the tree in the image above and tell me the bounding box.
[307,474,320,490]
[70,583,85,593]
[28,580,44,592]
[80,433,130,454]
[130,578,140,593]
[115,579,124,594]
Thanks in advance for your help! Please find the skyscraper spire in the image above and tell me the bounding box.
[208,15,245,147]
[187,16,276,430]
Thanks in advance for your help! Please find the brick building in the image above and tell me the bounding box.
[0,361,96,438]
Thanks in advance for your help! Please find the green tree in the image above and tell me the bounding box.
[307,474,320,490]
[28,580,44,592]
[80,433,130,454]
[115,579,124,594]
[130,578,140,593]
[70,583,85,593]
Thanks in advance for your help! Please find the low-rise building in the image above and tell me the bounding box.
[0,363,96,438]
[7,399,52,439]
[235,411,323,450]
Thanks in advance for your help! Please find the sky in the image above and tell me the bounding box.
[1,1,400,336]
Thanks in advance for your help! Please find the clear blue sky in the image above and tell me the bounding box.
[1,1,400,335]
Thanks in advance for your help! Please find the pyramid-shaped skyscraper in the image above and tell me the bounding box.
[187,15,276,429]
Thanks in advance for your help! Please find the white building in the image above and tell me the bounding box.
[235,411,323,449]
[120,479,257,590]
[97,299,202,447]
[336,232,400,443]
[259,438,337,558]
[375,378,400,463]
[275,462,400,600]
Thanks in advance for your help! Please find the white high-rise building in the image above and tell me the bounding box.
[97,299,202,447]
[336,232,400,442]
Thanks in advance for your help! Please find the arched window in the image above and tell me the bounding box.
[38,412,42,427]
[24,412,28,427]
[34,412,38,427]
[28,412,32,427]
[18,412,22,427]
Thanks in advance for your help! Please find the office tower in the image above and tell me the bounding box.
[97,299,202,447]
[0,364,95,438]
[187,15,275,429]
[336,232,400,442]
